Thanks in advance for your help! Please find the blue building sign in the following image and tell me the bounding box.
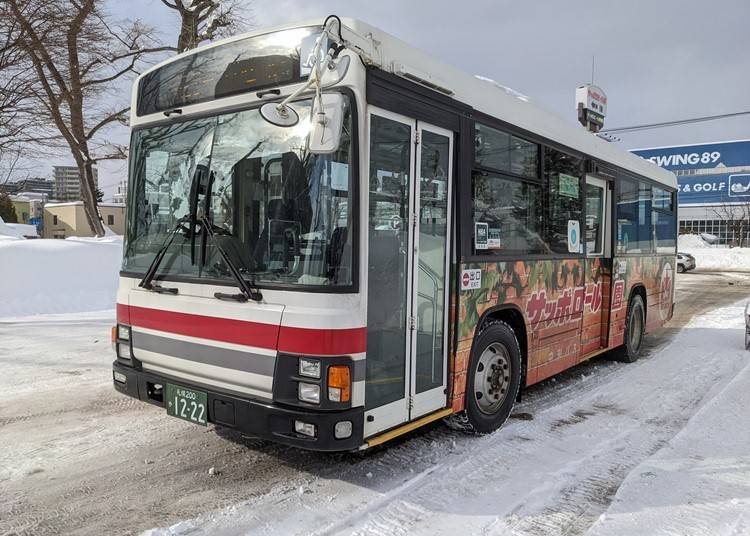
[675,173,750,204]
[631,140,750,205]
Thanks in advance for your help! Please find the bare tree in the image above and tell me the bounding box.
[713,202,750,247]
[160,0,252,53]
[1,0,172,236]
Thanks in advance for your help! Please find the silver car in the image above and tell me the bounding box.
[677,252,696,273]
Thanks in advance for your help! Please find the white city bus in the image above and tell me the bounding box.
[112,16,676,451]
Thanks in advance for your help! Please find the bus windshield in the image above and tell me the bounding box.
[123,94,355,289]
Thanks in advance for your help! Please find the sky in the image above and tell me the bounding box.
[49,0,750,199]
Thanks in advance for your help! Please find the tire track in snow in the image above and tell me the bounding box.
[332,309,748,536]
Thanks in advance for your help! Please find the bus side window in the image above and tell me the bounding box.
[544,149,583,254]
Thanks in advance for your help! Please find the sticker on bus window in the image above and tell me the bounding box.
[474,222,489,250]
[559,173,580,198]
[461,269,482,290]
[330,162,349,191]
[567,220,581,253]
[487,228,502,249]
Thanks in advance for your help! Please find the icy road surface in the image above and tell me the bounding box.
[0,272,748,536]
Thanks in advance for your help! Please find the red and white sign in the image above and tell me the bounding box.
[461,269,482,291]
[576,84,607,117]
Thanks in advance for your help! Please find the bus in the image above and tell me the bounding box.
[112,16,677,451]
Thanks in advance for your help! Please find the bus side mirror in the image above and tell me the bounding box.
[308,93,345,154]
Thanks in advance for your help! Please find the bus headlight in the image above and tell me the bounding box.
[298,382,320,404]
[117,324,130,341]
[298,357,320,379]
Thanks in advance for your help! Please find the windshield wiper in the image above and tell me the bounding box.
[197,216,263,302]
[138,216,189,293]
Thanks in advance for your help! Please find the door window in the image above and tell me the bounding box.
[366,115,412,410]
[414,130,450,395]
[586,183,605,255]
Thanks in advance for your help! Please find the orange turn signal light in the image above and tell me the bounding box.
[327,365,351,403]
[111,326,118,343]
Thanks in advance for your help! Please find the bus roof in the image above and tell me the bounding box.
[137,17,676,189]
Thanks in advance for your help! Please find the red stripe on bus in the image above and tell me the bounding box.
[277,325,367,355]
[116,303,367,355]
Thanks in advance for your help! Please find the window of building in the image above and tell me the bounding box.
[472,171,544,254]
[52,215,58,225]
[107,214,115,226]
[475,124,538,179]
[616,178,652,253]
[545,149,582,254]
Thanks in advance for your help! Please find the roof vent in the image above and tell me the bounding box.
[392,62,454,96]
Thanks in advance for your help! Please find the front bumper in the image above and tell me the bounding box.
[112,361,364,452]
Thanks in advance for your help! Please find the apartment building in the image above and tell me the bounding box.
[53,165,99,202]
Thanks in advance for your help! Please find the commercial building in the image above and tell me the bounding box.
[43,201,125,239]
[0,177,54,198]
[53,165,99,202]
[631,140,750,245]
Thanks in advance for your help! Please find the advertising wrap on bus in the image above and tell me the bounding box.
[631,140,750,171]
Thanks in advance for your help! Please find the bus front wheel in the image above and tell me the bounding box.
[447,320,522,434]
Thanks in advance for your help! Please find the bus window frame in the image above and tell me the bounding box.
[120,87,361,295]
[467,120,588,262]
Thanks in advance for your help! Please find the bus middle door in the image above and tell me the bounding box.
[580,175,613,357]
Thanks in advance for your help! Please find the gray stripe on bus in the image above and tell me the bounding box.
[351,359,365,382]
[132,331,276,377]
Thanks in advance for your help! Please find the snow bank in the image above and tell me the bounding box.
[678,234,750,272]
[589,302,750,536]
[0,237,122,318]
[0,216,26,239]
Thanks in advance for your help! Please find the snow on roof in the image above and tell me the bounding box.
[45,201,125,208]
[133,17,677,189]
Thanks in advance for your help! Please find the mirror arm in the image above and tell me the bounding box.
[275,17,344,117]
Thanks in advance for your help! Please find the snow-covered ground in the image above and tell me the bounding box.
[678,234,750,272]
[0,235,122,318]
[132,285,750,536]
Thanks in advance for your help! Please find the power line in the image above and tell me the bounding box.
[600,110,750,134]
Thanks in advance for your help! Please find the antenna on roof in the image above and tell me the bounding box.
[591,56,595,85]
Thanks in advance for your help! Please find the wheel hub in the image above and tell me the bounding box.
[474,342,511,414]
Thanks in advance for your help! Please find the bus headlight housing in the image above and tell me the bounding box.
[117,324,130,341]
[298,357,320,379]
[298,382,321,404]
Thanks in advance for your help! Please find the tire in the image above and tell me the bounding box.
[618,294,646,363]
[677,264,685,273]
[445,320,521,434]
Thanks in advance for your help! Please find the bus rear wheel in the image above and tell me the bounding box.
[447,320,521,434]
[618,294,646,363]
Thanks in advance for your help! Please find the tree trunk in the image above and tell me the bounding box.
[74,154,104,237]
[177,11,199,52]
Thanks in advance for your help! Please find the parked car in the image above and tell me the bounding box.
[677,252,696,273]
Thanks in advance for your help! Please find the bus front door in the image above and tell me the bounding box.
[364,108,453,437]
[581,175,613,357]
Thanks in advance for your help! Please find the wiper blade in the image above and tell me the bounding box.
[138,216,189,291]
[198,217,263,302]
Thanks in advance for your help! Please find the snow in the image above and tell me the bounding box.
[589,303,750,536]
[679,234,750,272]
[140,297,750,536]
[0,216,30,239]
[0,236,122,318]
